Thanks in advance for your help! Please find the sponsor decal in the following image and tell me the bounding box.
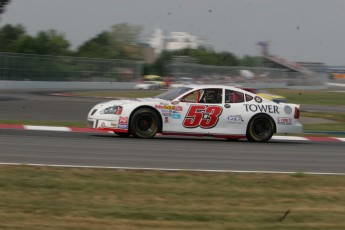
[119,116,129,125]
[183,105,223,129]
[284,105,292,114]
[172,113,181,119]
[155,105,183,111]
[244,104,279,114]
[161,109,171,114]
[100,122,105,128]
[117,124,128,129]
[161,109,172,117]
[255,96,262,103]
[110,122,117,127]
[227,115,244,123]
[164,117,169,123]
[277,117,292,125]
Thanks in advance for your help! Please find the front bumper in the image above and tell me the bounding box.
[87,117,128,133]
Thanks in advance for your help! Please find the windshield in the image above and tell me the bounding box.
[154,87,193,101]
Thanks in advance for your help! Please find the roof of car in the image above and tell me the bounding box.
[180,84,260,98]
[186,84,245,90]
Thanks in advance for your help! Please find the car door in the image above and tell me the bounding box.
[221,89,253,135]
[168,88,225,134]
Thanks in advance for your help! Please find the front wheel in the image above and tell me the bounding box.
[246,115,275,142]
[130,108,160,138]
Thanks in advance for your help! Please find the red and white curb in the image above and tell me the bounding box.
[0,124,344,142]
[0,124,113,133]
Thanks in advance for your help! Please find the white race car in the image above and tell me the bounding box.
[134,81,161,90]
[87,85,302,142]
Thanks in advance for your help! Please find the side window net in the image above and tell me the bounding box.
[199,88,223,104]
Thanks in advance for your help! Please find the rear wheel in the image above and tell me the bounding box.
[130,108,160,138]
[246,114,275,142]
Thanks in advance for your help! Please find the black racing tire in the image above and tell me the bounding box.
[114,132,131,137]
[130,108,160,138]
[246,114,275,142]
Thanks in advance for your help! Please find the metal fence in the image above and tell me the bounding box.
[0,52,143,82]
[0,52,327,86]
[167,57,327,86]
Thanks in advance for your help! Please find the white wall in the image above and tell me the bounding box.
[0,81,136,90]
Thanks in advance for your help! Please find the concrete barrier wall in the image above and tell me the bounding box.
[0,81,136,90]
[0,80,329,90]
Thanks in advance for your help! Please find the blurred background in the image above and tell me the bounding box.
[1,0,344,90]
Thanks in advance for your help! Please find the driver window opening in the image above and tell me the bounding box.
[181,88,223,104]
[181,90,199,103]
[198,88,223,104]
[225,90,245,103]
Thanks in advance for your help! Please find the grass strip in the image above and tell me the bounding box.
[265,89,345,106]
[0,165,344,230]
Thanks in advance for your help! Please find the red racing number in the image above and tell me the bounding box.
[183,105,223,129]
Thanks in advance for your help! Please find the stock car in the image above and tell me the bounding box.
[134,81,161,90]
[87,85,302,142]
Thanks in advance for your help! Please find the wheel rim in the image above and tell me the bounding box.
[253,118,271,138]
[136,114,154,133]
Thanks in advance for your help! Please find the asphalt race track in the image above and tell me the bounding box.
[0,90,345,174]
[1,129,344,174]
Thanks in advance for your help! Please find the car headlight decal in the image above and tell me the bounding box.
[91,109,98,116]
[100,106,123,115]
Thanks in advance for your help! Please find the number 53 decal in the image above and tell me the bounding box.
[183,105,223,129]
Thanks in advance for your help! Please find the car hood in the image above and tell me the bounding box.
[93,97,169,108]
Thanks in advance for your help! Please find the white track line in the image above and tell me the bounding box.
[24,125,71,132]
[0,162,344,176]
[272,136,309,141]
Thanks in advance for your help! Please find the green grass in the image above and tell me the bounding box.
[0,165,344,230]
[304,123,345,133]
[301,111,345,134]
[301,111,345,122]
[265,89,345,106]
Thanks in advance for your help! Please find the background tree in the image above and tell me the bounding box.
[144,50,174,76]
[0,24,27,52]
[33,30,70,55]
[77,23,143,60]
[0,24,71,55]
[240,55,263,67]
[145,47,242,76]
[0,0,11,20]
[76,32,111,57]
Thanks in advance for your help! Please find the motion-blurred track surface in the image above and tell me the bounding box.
[1,129,344,174]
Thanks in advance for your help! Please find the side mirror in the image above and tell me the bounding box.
[171,101,179,105]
